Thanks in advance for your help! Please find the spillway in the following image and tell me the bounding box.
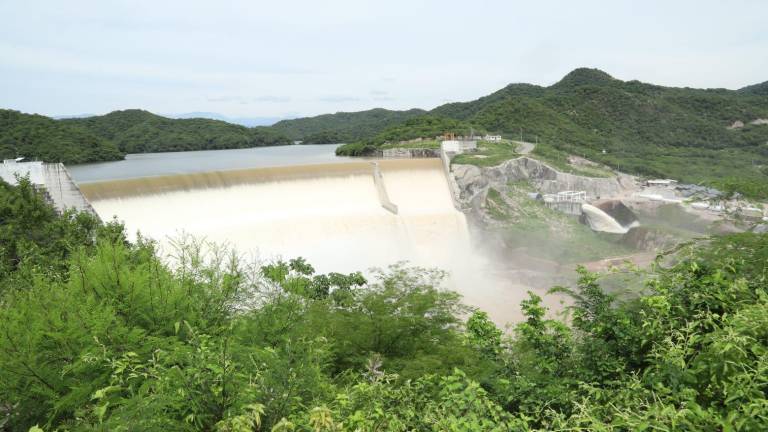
[82,159,470,275]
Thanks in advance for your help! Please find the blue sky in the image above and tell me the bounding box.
[1,0,766,119]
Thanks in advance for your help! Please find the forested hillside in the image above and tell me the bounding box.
[271,108,426,143]
[65,110,291,154]
[1,174,767,431]
[336,115,481,155]
[435,68,768,197]
[0,110,123,164]
[330,69,768,197]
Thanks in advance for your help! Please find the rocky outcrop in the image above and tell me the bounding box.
[752,224,768,234]
[451,157,636,210]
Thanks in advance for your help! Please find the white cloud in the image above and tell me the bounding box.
[1,0,766,117]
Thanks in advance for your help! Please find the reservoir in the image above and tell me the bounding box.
[68,144,355,183]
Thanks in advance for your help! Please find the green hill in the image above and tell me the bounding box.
[331,68,767,197]
[271,107,426,143]
[65,109,291,154]
[335,115,481,155]
[739,80,768,96]
[0,109,123,164]
[436,68,768,197]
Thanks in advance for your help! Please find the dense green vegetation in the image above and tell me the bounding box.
[0,109,293,164]
[2,174,768,431]
[0,110,123,164]
[335,115,480,156]
[436,68,768,197]
[65,110,291,154]
[271,108,426,143]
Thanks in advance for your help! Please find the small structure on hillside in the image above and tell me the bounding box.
[484,134,502,142]
[543,190,586,203]
[541,191,587,216]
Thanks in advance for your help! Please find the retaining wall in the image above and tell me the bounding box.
[376,148,440,158]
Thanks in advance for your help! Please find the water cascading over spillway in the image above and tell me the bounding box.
[80,159,473,277]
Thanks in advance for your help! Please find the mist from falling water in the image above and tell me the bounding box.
[83,159,556,325]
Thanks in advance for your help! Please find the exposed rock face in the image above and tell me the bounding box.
[676,183,722,199]
[451,157,636,210]
[727,120,745,129]
[750,118,768,126]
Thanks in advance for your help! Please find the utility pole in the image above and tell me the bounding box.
[519,127,523,142]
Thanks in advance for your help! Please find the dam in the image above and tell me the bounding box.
[70,144,568,323]
[80,158,470,275]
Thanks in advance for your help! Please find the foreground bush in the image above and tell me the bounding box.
[1,180,767,431]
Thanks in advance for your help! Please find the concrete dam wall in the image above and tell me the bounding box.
[81,159,471,275]
[0,161,97,216]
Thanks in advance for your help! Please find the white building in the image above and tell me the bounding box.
[484,135,502,142]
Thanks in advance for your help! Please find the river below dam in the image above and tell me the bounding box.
[69,144,565,324]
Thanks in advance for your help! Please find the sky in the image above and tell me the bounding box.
[1,0,767,121]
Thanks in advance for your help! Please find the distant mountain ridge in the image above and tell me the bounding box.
[169,112,287,127]
[271,108,427,143]
[738,81,768,96]
[62,109,290,154]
